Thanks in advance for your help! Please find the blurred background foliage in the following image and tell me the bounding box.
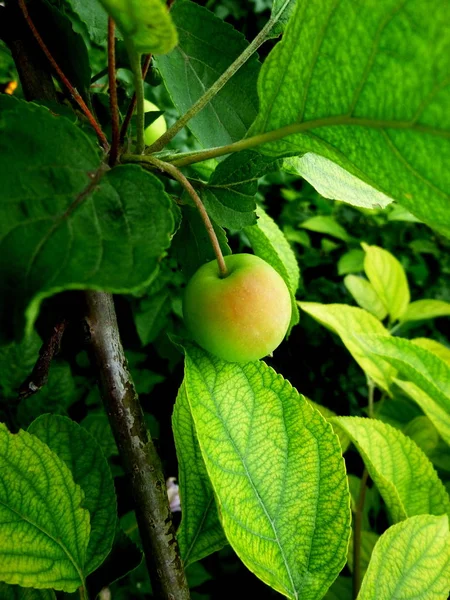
[0,0,449,597]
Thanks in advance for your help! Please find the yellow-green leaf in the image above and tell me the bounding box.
[97,0,178,54]
[362,244,410,323]
[333,417,450,522]
[358,515,450,600]
[184,343,351,600]
[344,275,387,320]
[400,299,450,323]
[412,338,450,366]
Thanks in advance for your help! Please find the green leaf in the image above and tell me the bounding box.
[284,155,393,211]
[362,244,410,323]
[183,343,351,600]
[199,151,279,229]
[344,275,388,320]
[63,0,108,45]
[245,205,300,332]
[0,584,56,600]
[358,515,450,600]
[325,577,352,600]
[156,0,260,147]
[173,382,227,566]
[172,205,231,279]
[134,290,171,346]
[97,0,177,54]
[400,299,450,323]
[305,398,351,453]
[337,249,365,276]
[298,303,395,391]
[402,416,450,473]
[0,99,175,343]
[81,412,118,459]
[333,417,450,522]
[28,415,117,575]
[0,423,90,591]
[412,338,450,365]
[360,335,450,444]
[0,331,41,398]
[250,0,450,236]
[300,216,352,242]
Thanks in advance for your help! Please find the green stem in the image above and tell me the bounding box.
[145,0,292,153]
[126,43,145,154]
[127,154,228,277]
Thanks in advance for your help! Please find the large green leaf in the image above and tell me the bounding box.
[173,382,227,566]
[63,0,108,45]
[28,415,117,575]
[358,515,450,600]
[400,299,450,323]
[183,343,351,600]
[245,205,300,332]
[250,0,450,236]
[362,244,410,323]
[81,412,118,459]
[0,423,90,591]
[156,0,260,148]
[0,585,55,600]
[0,99,174,344]
[412,338,450,365]
[97,0,177,54]
[333,417,450,522]
[360,335,450,444]
[298,303,395,390]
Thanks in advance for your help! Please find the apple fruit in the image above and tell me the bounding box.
[143,99,167,146]
[182,254,292,362]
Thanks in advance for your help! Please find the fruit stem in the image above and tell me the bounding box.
[134,155,228,277]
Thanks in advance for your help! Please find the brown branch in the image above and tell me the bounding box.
[85,292,190,600]
[119,54,152,145]
[108,18,120,166]
[18,319,68,399]
[17,0,109,151]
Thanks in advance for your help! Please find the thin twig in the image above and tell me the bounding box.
[145,0,291,154]
[18,319,68,399]
[108,18,120,166]
[126,154,228,277]
[353,468,369,600]
[119,54,152,145]
[85,292,190,600]
[17,0,109,151]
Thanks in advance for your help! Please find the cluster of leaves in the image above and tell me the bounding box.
[0,0,450,599]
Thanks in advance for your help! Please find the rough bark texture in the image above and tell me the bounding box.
[85,292,190,600]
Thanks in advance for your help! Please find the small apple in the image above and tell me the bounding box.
[143,99,167,146]
[182,254,291,362]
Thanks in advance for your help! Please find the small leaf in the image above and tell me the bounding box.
[173,382,227,566]
[360,335,450,444]
[0,584,56,600]
[344,275,388,320]
[63,0,108,45]
[0,423,90,591]
[362,244,410,323]
[0,331,41,398]
[184,343,351,600]
[97,0,177,54]
[28,415,117,575]
[245,205,300,332]
[298,303,395,391]
[400,299,450,323]
[156,1,260,148]
[337,249,365,276]
[333,417,450,522]
[81,412,118,459]
[135,290,171,346]
[412,338,450,365]
[300,215,352,242]
[358,515,450,600]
